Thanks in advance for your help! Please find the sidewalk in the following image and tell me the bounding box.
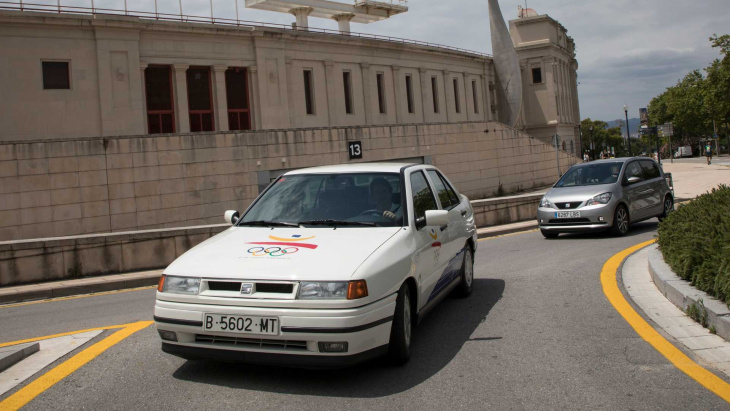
[661,158,730,201]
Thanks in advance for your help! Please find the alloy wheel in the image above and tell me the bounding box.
[464,250,474,288]
[617,208,628,234]
[403,292,411,347]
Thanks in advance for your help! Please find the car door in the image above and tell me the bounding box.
[426,169,466,259]
[408,169,447,312]
[639,160,663,216]
[623,161,651,221]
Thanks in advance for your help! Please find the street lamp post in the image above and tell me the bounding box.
[624,103,633,157]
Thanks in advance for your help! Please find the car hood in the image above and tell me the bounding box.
[546,184,615,203]
[164,226,402,282]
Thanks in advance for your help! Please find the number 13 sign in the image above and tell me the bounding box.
[348,141,363,160]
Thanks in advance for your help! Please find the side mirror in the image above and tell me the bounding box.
[627,176,641,185]
[425,210,449,227]
[224,210,240,225]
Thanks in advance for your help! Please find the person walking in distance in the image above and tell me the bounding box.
[706,142,713,165]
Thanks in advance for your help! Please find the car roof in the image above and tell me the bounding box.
[577,157,652,166]
[285,163,425,175]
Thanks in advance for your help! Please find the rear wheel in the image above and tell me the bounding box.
[659,195,674,222]
[609,205,629,236]
[541,230,559,239]
[453,246,474,298]
[387,283,412,365]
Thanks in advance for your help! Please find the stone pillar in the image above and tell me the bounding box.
[419,67,429,123]
[284,58,296,127]
[544,57,558,124]
[391,65,402,124]
[480,74,489,121]
[172,64,190,133]
[361,62,372,125]
[212,65,229,131]
[249,65,261,130]
[324,60,338,126]
[442,69,452,122]
[140,63,148,133]
[290,7,313,29]
[333,13,355,33]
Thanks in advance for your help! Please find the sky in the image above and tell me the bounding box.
[14,0,730,122]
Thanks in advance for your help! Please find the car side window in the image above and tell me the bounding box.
[410,171,438,224]
[640,160,660,180]
[625,161,643,183]
[427,170,459,210]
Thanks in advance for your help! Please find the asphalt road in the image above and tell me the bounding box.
[1,221,728,410]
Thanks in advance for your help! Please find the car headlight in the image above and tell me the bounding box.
[158,275,201,295]
[586,192,612,206]
[299,280,368,300]
[540,196,554,209]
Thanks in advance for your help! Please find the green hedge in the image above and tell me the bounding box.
[657,185,730,305]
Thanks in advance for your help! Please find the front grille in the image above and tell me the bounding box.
[547,218,591,224]
[195,334,308,351]
[256,283,294,294]
[208,281,242,292]
[555,202,582,210]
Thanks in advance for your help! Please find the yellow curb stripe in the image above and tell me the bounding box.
[0,322,139,348]
[601,239,730,403]
[0,321,153,411]
[0,286,156,310]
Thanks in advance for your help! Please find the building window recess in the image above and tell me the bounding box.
[471,80,479,114]
[405,74,415,114]
[453,78,461,114]
[532,67,542,84]
[376,72,387,114]
[431,76,440,114]
[42,61,70,90]
[145,65,175,134]
[303,69,315,115]
[343,71,354,115]
[187,67,214,132]
[225,67,251,131]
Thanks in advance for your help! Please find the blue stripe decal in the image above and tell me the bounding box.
[426,249,464,303]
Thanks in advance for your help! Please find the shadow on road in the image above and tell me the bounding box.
[552,220,658,241]
[171,278,505,398]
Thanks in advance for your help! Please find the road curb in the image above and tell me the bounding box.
[0,342,40,372]
[647,244,730,342]
[0,272,161,306]
[477,221,538,239]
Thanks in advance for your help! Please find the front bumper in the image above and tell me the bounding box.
[536,203,614,233]
[154,293,396,367]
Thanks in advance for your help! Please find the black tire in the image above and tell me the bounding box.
[658,195,674,222]
[453,246,474,298]
[541,229,559,239]
[609,204,630,236]
[387,283,412,365]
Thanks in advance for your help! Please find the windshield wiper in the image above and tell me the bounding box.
[298,220,377,227]
[237,220,300,228]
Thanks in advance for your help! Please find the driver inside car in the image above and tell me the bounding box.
[369,177,400,221]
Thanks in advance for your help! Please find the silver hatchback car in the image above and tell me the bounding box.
[536,158,674,238]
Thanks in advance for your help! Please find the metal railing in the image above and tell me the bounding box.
[0,1,490,58]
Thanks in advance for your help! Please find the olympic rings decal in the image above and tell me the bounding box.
[247,246,300,257]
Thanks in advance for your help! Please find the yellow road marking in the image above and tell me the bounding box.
[0,286,156,310]
[0,321,153,411]
[0,322,141,348]
[601,240,730,402]
[478,228,538,242]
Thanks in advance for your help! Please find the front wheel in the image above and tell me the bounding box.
[609,205,629,236]
[541,230,559,239]
[453,246,474,298]
[658,195,674,222]
[387,283,412,365]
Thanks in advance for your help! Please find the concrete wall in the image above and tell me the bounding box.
[0,121,578,242]
[0,192,547,287]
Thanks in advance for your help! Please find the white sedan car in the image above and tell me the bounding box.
[154,163,477,367]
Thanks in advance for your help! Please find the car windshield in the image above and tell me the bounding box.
[239,173,404,227]
[555,162,624,187]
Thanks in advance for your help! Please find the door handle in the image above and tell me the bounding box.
[460,210,467,217]
[439,224,448,232]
